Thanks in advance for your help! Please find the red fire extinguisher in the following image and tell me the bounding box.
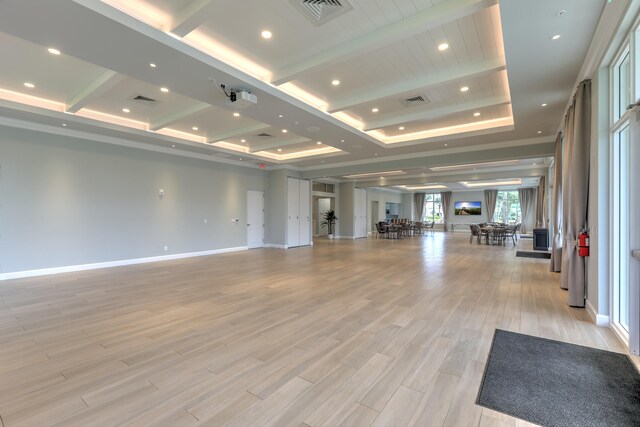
[577,228,589,257]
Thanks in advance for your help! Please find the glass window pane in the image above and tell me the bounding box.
[618,51,631,119]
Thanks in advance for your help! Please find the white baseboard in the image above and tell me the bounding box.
[264,243,287,249]
[0,246,248,281]
[586,300,610,327]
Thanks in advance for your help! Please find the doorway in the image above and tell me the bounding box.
[247,191,264,249]
[315,198,331,236]
[371,201,379,232]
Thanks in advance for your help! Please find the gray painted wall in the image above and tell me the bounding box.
[0,126,267,273]
[448,191,488,226]
[366,189,403,231]
[338,182,355,237]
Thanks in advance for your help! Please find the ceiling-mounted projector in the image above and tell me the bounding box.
[229,90,257,108]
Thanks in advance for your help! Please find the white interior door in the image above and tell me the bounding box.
[287,178,300,248]
[354,188,367,238]
[299,180,311,246]
[247,191,264,249]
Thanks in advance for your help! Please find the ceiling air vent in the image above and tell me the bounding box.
[400,95,430,108]
[257,133,274,137]
[129,94,159,106]
[290,0,353,26]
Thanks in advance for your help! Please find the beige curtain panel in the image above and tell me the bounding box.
[414,193,426,221]
[536,176,546,228]
[484,189,498,222]
[550,132,563,272]
[518,188,536,234]
[440,191,452,231]
[560,80,591,307]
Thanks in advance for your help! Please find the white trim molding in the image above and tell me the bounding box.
[0,247,248,281]
[264,243,287,249]
[586,300,611,327]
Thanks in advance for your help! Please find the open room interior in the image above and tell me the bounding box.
[0,0,639,426]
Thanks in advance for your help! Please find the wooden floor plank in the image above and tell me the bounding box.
[0,233,629,426]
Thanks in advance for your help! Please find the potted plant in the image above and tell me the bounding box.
[321,209,338,239]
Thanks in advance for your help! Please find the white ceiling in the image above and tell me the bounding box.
[0,0,606,187]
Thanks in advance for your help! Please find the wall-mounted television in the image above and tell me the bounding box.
[454,201,481,215]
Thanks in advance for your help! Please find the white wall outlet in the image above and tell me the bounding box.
[158,189,164,198]
[163,245,168,251]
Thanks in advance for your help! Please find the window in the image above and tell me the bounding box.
[422,193,443,223]
[312,182,335,193]
[614,48,631,120]
[493,191,521,224]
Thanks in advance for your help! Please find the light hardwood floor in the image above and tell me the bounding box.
[0,232,631,426]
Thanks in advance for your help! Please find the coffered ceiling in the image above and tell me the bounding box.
[0,0,607,188]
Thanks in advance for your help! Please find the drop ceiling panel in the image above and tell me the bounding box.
[342,70,508,122]
[261,140,330,155]
[79,76,203,123]
[221,125,308,147]
[163,105,266,140]
[186,0,443,71]
[375,104,512,137]
[289,9,503,107]
[0,31,108,104]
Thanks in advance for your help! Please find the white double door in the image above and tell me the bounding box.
[287,178,310,247]
[354,188,367,239]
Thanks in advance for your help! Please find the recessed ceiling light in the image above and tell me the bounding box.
[438,43,449,51]
[23,82,35,88]
[282,129,288,133]
[240,139,246,143]
[47,48,61,55]
[261,30,272,39]
[61,123,67,127]
[371,108,379,113]
[160,87,169,93]
[331,79,340,86]
[551,34,560,40]
[473,112,481,117]
[171,144,176,148]
[321,160,325,163]
[122,108,130,113]
[537,130,542,134]
[317,141,322,145]
[444,143,448,147]
[192,126,199,131]
[277,148,283,152]
[374,153,378,156]
[278,114,283,118]
[398,126,405,130]
[460,86,469,92]
[149,63,157,68]
[233,112,240,117]
[341,139,345,142]
[239,157,243,160]
[541,103,548,107]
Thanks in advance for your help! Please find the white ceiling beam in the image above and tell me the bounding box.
[149,102,211,131]
[363,95,511,131]
[65,70,125,113]
[207,123,271,143]
[271,0,498,85]
[248,137,309,153]
[328,57,506,113]
[166,0,214,38]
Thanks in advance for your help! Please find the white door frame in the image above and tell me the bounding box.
[247,191,264,249]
